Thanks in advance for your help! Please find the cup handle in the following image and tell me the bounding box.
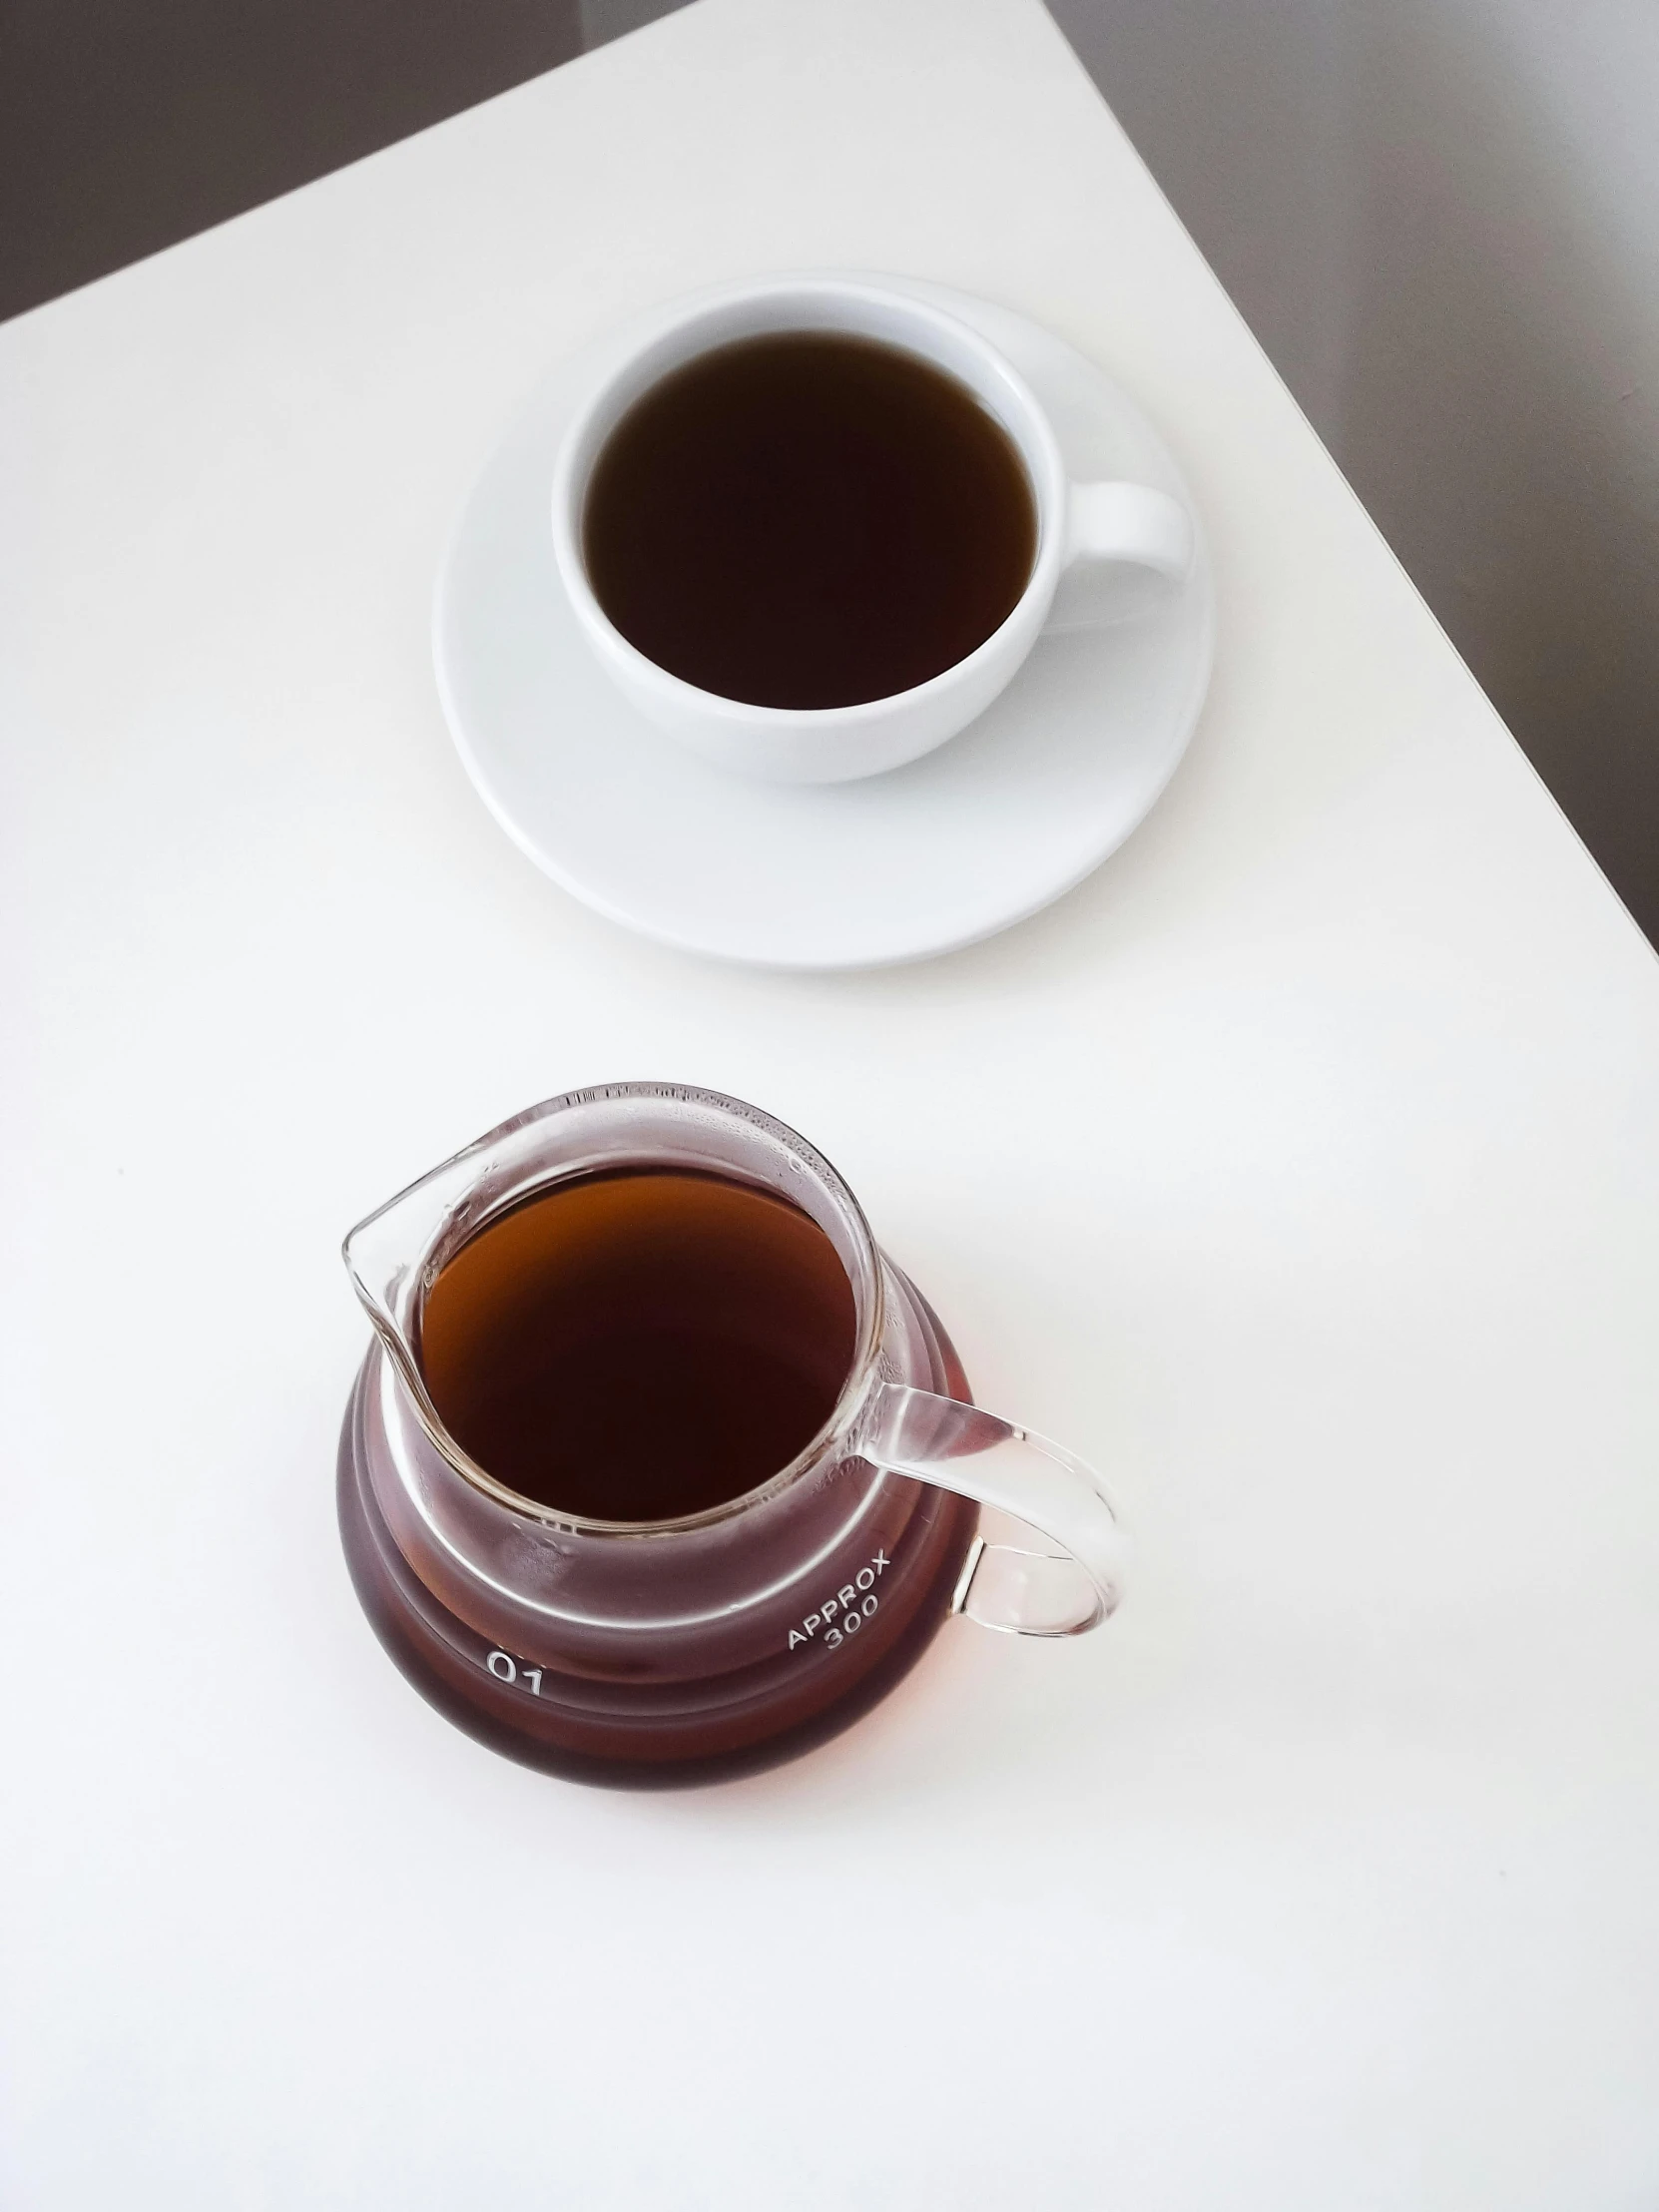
[1044,480,1195,632]
[858,1381,1127,1637]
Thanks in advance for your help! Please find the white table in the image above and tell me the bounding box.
[4,1,1658,2203]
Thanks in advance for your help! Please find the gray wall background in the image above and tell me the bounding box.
[1048,0,1659,941]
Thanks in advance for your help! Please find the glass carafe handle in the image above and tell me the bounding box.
[859,1382,1127,1637]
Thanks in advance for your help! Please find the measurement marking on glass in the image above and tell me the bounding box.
[788,1551,889,1653]
[485,1649,542,1694]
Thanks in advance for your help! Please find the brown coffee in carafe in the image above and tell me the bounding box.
[417,1170,856,1520]
[339,1145,979,1788]
[339,1084,1124,1790]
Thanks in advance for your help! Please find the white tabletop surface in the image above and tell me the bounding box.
[4,1,1659,2204]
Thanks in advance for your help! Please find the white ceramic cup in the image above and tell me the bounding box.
[551,276,1195,785]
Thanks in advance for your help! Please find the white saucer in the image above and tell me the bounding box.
[434,278,1215,969]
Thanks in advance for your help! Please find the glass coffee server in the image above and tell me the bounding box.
[340,1083,1126,1787]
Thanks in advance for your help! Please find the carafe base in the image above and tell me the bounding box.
[336,1278,980,1790]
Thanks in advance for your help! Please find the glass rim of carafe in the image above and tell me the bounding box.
[344,1080,892,1539]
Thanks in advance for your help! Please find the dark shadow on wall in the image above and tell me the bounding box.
[1052,0,1659,946]
[0,0,695,323]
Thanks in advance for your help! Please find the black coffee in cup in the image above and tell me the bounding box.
[581,332,1037,711]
